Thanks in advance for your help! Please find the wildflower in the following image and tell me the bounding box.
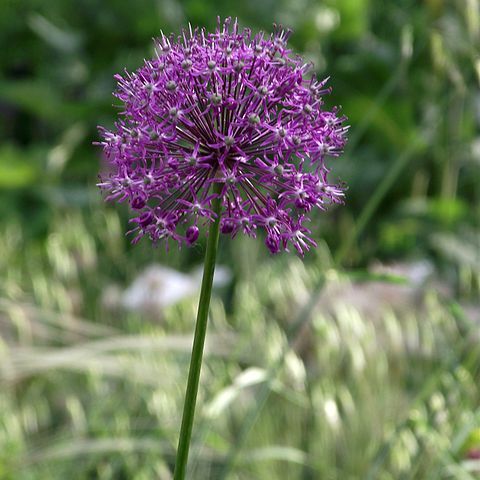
[97,18,348,254]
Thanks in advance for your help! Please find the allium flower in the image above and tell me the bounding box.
[98,17,348,254]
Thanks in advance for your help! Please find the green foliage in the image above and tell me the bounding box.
[1,216,479,478]
[0,145,39,189]
[1,0,479,478]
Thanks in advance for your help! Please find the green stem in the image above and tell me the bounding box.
[173,183,222,480]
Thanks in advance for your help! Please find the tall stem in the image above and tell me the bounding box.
[173,182,222,480]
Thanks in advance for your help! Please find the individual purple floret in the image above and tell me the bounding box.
[97,17,348,254]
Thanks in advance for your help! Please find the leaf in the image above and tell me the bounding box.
[27,13,82,53]
[0,145,38,189]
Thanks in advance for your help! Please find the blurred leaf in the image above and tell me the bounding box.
[346,95,416,148]
[326,0,370,41]
[27,13,82,53]
[0,145,38,189]
[239,446,308,466]
[343,269,409,285]
[431,231,480,270]
[462,427,480,455]
[0,80,94,122]
[426,198,469,225]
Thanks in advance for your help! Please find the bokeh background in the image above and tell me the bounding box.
[1,0,480,478]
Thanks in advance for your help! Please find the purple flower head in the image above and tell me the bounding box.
[97,17,348,254]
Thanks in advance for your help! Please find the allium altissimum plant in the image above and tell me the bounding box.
[97,18,347,479]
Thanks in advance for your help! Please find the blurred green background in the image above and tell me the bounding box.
[1,0,480,478]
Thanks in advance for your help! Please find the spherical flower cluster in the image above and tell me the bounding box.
[98,18,348,254]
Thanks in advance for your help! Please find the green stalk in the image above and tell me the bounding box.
[173,182,222,480]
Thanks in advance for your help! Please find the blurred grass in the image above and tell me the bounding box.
[1,0,480,479]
